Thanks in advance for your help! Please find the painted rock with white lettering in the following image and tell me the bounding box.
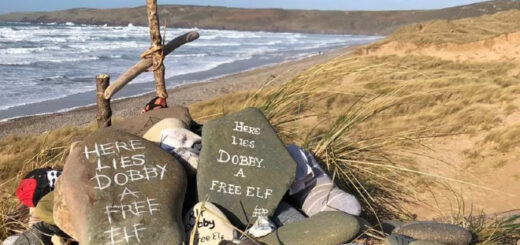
[395,221,472,245]
[197,107,297,227]
[60,128,187,245]
[183,202,235,245]
[53,177,76,240]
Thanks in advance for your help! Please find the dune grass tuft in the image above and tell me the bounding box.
[0,125,95,240]
[365,10,520,48]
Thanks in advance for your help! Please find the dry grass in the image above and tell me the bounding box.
[2,53,518,242]
[193,54,519,139]
[0,125,95,240]
[189,50,520,243]
[483,123,520,153]
[366,10,520,47]
[434,191,520,244]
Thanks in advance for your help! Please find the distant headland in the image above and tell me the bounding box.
[1,0,519,35]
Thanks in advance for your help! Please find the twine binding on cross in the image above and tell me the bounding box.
[140,21,167,72]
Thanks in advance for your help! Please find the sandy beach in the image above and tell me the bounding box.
[0,47,349,138]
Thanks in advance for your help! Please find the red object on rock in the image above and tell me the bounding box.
[15,178,37,207]
[142,97,168,113]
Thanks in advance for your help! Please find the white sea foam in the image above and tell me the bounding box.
[0,23,380,119]
[188,42,241,47]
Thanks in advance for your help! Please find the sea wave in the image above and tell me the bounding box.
[0,24,380,119]
[188,42,241,47]
[0,46,61,54]
[0,55,101,65]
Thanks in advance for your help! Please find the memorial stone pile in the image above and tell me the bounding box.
[197,107,297,227]
[47,107,369,245]
[59,129,187,245]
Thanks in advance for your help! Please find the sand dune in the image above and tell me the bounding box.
[363,31,520,69]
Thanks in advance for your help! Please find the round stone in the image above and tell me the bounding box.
[395,221,472,245]
[259,211,360,245]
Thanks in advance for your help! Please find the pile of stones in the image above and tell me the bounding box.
[47,106,474,245]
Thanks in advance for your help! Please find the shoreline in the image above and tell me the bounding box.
[0,46,352,138]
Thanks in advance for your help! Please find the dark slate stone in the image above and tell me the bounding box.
[197,107,296,227]
[382,220,404,234]
[60,129,187,245]
[385,234,415,245]
[272,201,307,227]
[409,241,445,245]
[357,217,372,232]
[395,221,472,245]
[259,211,360,245]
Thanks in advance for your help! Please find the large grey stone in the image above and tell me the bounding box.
[395,221,472,245]
[259,211,360,245]
[60,129,187,245]
[197,108,296,227]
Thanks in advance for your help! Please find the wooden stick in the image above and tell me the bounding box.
[104,31,199,100]
[146,0,167,99]
[95,74,112,128]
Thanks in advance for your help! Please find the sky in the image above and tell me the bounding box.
[0,0,490,15]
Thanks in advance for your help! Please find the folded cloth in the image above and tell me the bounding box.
[245,216,276,238]
[14,222,70,245]
[35,192,55,225]
[288,145,362,216]
[159,128,202,170]
[142,118,188,143]
[28,207,41,226]
[272,201,307,227]
[2,235,18,245]
[287,145,315,195]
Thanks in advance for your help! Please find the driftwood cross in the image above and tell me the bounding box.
[145,0,166,99]
[95,0,199,128]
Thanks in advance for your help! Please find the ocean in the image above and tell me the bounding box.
[0,22,381,121]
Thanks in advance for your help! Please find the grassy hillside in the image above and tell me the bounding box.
[366,10,520,46]
[0,0,519,34]
[1,9,520,244]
